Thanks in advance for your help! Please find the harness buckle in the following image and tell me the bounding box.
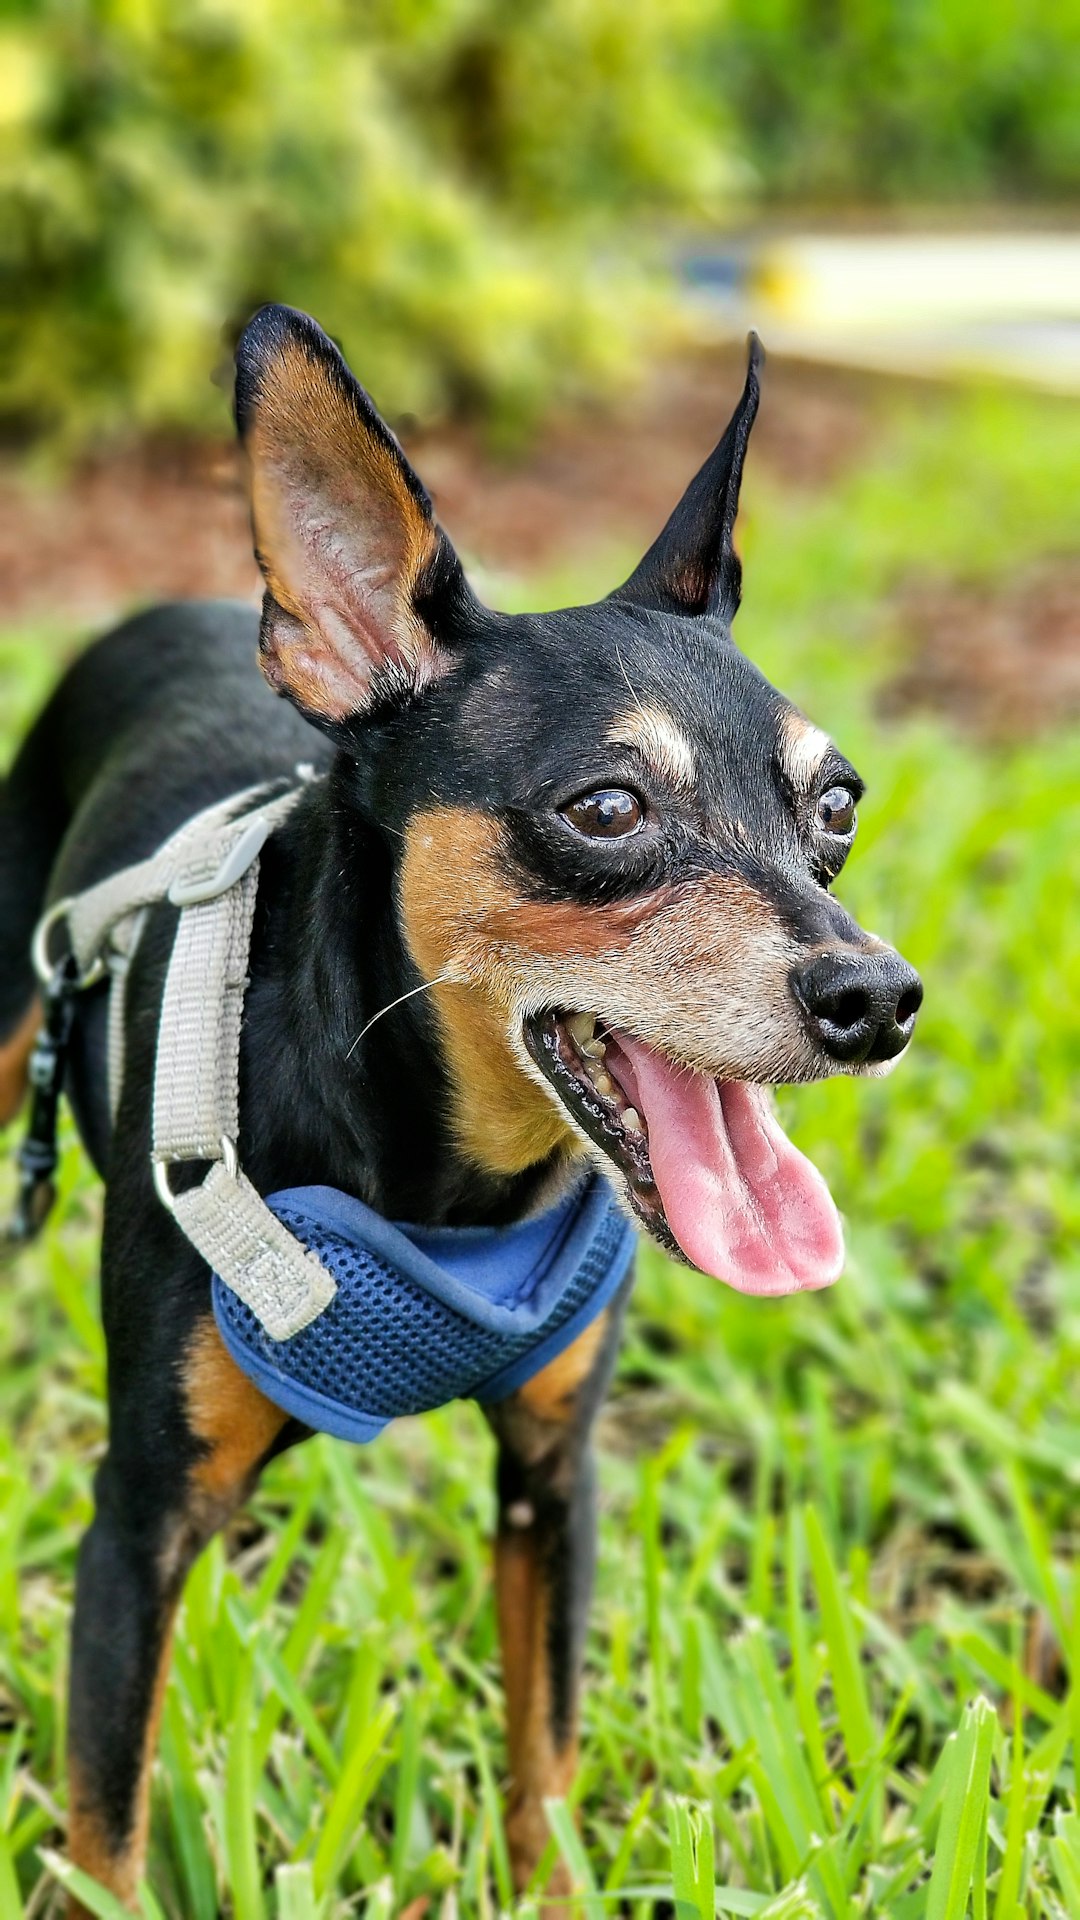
[167,816,274,908]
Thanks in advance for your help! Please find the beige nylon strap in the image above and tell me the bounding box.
[38,771,339,1341]
[105,908,146,1123]
[144,779,339,1339]
[151,863,256,1160]
[169,1162,336,1341]
[65,780,295,977]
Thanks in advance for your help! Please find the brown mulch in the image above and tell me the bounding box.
[0,350,871,629]
[3,348,1078,745]
[885,558,1080,741]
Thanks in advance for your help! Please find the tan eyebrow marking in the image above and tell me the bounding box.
[607,704,696,791]
[779,711,832,788]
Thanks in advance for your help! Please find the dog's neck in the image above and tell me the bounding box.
[238,763,566,1230]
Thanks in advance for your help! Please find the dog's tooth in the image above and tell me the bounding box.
[582,1038,606,1060]
[566,1012,596,1048]
[593,1071,614,1097]
[623,1107,644,1135]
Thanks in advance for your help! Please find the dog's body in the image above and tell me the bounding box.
[0,310,920,1913]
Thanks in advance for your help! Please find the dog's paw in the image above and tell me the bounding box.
[507,1795,575,1912]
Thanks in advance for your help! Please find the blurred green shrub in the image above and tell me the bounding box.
[717,0,1080,204]
[0,0,727,450]
[4,1,1079,453]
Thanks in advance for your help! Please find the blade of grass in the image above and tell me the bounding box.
[311,1699,396,1898]
[0,1832,23,1919]
[275,1861,319,1920]
[467,1706,514,1912]
[223,1645,265,1920]
[40,1849,143,1920]
[666,1799,715,1920]
[160,1688,218,1920]
[544,1797,605,1920]
[804,1504,875,1779]
[925,1697,997,1920]
[1050,1807,1080,1918]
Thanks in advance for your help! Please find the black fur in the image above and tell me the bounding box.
[0,315,920,1898]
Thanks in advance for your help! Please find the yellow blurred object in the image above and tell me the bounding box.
[752,235,1080,327]
[692,233,1080,393]
[0,32,50,133]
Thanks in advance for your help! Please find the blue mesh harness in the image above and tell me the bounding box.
[212,1172,635,1442]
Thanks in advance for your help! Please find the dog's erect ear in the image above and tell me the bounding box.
[235,304,459,724]
[612,333,764,622]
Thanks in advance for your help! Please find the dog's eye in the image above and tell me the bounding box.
[561,788,644,840]
[816,785,857,837]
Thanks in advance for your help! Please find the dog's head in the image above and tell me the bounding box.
[235,305,922,1295]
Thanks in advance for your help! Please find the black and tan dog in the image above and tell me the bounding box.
[0,308,921,1912]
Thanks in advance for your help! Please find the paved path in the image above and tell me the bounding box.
[683,233,1080,391]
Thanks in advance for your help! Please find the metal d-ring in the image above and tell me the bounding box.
[152,1158,179,1214]
[31,898,107,991]
[152,1136,238,1217]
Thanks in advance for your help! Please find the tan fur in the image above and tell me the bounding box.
[492,1321,620,1904]
[415,980,575,1175]
[0,996,41,1127]
[67,1608,176,1918]
[183,1319,286,1507]
[778,710,832,790]
[66,1779,135,1915]
[495,1530,577,1902]
[517,1312,610,1423]
[608,703,696,791]
[399,804,815,1177]
[66,1789,137,1917]
[244,336,441,719]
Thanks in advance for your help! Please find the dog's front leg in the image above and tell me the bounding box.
[66,1298,286,1917]
[485,1276,630,1903]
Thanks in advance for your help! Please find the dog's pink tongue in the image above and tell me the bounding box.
[613,1034,844,1295]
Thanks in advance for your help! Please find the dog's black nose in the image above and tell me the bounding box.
[793,948,923,1066]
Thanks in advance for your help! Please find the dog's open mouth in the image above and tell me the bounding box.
[523,1011,845,1296]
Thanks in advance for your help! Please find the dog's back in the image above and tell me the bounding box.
[0,599,324,1131]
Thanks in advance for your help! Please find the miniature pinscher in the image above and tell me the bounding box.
[0,306,921,1912]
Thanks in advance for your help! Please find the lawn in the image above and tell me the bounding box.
[2,375,1080,1918]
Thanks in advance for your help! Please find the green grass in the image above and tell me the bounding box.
[2,378,1080,1916]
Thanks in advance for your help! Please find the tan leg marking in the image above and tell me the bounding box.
[517,1311,611,1424]
[494,1317,610,1902]
[0,995,41,1127]
[66,1326,281,1913]
[64,1325,285,1913]
[67,1607,177,1918]
[496,1530,577,1901]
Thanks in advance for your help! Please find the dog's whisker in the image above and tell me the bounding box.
[345,969,454,1059]
[613,637,649,725]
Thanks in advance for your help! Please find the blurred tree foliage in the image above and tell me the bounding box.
[717,0,1080,204]
[2,0,1079,452]
[0,0,726,450]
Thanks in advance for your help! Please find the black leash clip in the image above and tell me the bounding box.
[5,959,79,1246]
